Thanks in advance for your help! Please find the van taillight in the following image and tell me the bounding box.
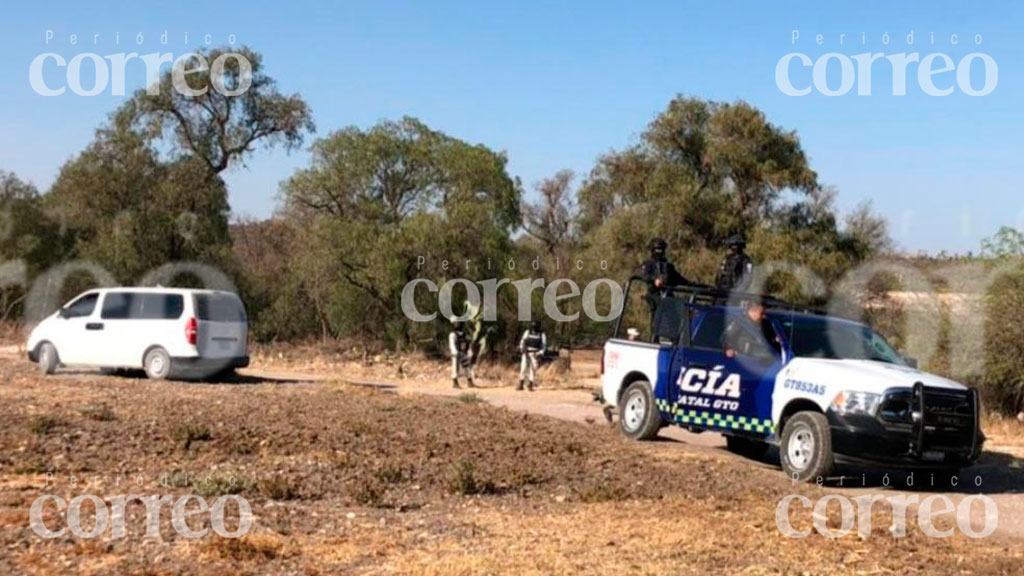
[185,317,198,346]
[600,350,605,375]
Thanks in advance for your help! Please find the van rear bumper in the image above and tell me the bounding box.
[172,355,250,373]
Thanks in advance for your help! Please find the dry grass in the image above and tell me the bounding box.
[0,355,1021,575]
[982,414,1024,449]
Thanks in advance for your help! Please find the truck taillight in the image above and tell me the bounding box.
[185,317,198,346]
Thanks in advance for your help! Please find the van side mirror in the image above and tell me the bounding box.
[57,308,69,319]
[905,357,918,369]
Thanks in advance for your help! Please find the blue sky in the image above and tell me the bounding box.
[1,1,1020,254]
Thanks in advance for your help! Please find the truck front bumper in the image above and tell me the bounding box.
[827,384,982,470]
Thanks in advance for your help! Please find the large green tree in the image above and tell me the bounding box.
[47,47,313,285]
[0,172,66,319]
[47,112,232,283]
[576,96,887,299]
[279,117,522,347]
[120,46,314,175]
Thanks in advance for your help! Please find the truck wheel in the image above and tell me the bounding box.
[619,381,661,441]
[37,342,58,375]
[726,435,769,460]
[143,347,172,380]
[780,411,834,482]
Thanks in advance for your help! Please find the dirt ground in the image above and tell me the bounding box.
[1,345,1023,575]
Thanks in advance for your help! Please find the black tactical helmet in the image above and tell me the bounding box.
[726,234,746,249]
[531,320,542,332]
[650,237,667,255]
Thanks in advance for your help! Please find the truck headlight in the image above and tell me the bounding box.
[831,391,882,416]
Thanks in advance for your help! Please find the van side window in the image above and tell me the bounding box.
[136,294,184,319]
[691,309,725,350]
[64,293,99,318]
[102,292,185,320]
[101,293,134,319]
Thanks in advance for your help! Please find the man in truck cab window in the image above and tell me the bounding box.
[721,299,780,358]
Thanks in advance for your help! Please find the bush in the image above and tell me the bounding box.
[981,269,1024,414]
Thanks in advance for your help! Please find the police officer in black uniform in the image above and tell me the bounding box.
[715,234,754,293]
[639,238,690,326]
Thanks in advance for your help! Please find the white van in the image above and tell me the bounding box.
[27,288,249,380]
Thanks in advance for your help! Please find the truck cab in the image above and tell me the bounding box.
[601,280,982,481]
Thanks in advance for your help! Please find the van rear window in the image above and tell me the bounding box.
[195,294,246,322]
[101,293,184,320]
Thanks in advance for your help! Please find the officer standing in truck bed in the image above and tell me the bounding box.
[715,234,754,293]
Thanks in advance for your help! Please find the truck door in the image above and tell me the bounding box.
[669,308,781,438]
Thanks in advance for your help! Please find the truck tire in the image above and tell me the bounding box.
[143,347,172,380]
[780,411,834,482]
[619,381,661,441]
[37,342,58,375]
[726,435,769,460]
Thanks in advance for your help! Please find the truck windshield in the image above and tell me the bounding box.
[782,317,905,364]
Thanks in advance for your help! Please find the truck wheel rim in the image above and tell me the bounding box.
[624,393,646,431]
[787,426,815,471]
[150,355,165,375]
[41,347,52,366]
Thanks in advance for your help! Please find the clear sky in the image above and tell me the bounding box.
[1,1,1020,254]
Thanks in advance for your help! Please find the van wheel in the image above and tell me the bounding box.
[143,347,172,380]
[37,342,58,375]
[780,411,834,482]
[619,381,661,441]
[726,435,769,460]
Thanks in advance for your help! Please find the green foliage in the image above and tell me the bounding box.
[274,117,523,350]
[981,226,1024,259]
[576,96,888,309]
[120,46,314,174]
[0,172,67,319]
[981,269,1024,413]
[37,46,313,303]
[47,128,232,283]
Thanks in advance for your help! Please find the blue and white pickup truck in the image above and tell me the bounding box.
[601,281,983,481]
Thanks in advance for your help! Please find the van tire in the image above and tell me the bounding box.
[38,342,58,375]
[780,411,834,482]
[143,347,172,380]
[618,381,661,441]
[726,435,770,460]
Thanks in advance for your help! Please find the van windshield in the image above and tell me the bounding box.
[781,317,904,365]
[195,294,246,322]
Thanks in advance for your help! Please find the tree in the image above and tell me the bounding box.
[47,120,232,284]
[844,200,893,257]
[119,46,314,175]
[576,96,884,302]
[523,170,575,256]
[643,97,818,227]
[981,226,1024,259]
[0,172,66,319]
[278,117,522,348]
[47,47,313,287]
